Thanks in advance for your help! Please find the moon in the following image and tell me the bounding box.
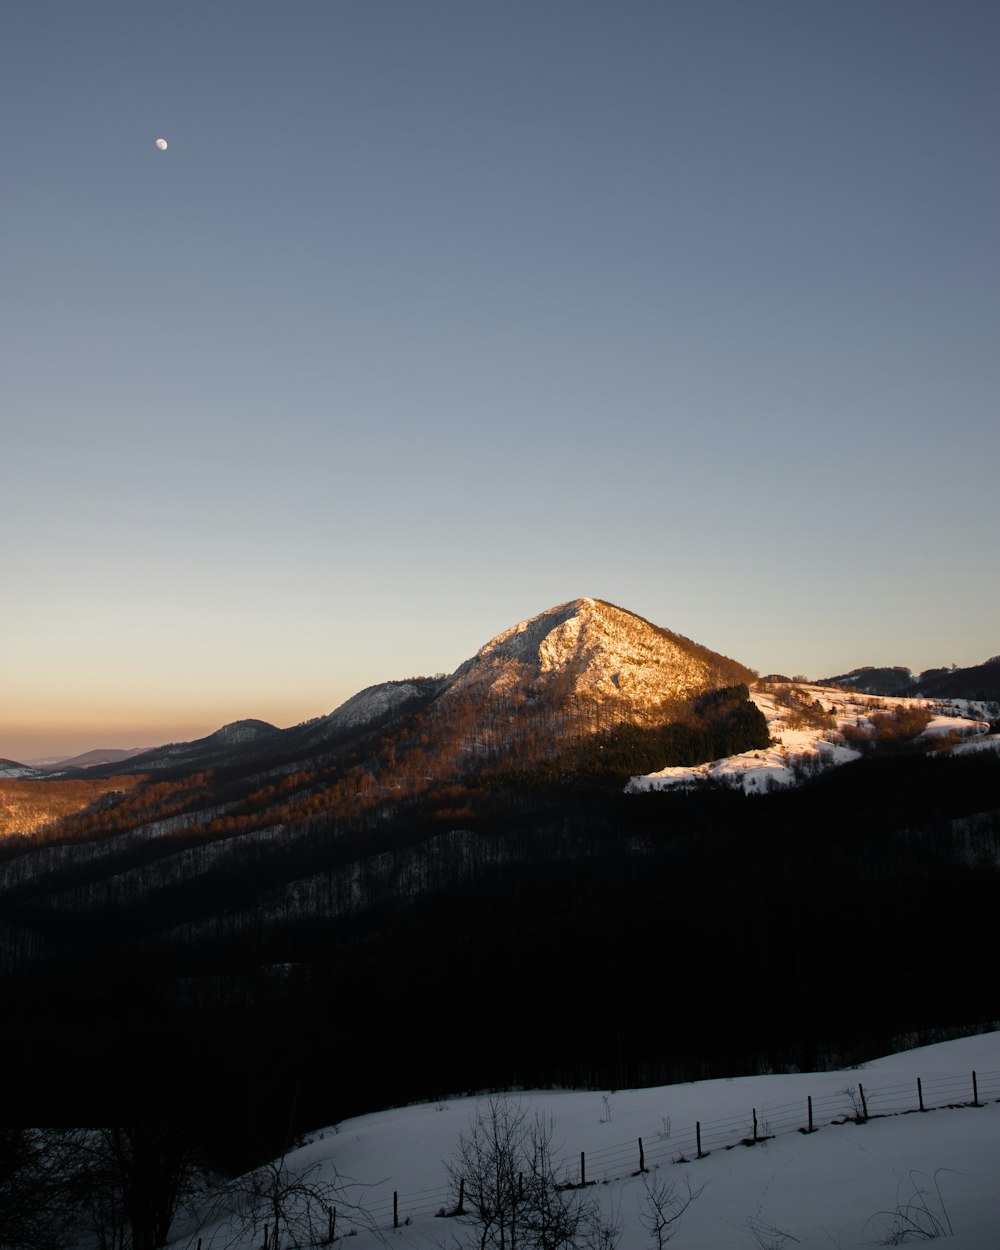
[155,137,168,151]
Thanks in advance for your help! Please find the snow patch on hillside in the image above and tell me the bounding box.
[323,682,432,735]
[946,697,1000,723]
[627,683,992,794]
[0,761,43,779]
[952,732,1000,757]
[473,600,586,666]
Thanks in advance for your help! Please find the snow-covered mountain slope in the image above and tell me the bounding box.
[442,597,755,728]
[306,677,447,741]
[205,719,279,746]
[173,1031,1000,1250]
[0,758,45,780]
[628,682,997,794]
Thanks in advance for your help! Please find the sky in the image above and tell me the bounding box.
[3,0,998,761]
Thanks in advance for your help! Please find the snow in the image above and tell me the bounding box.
[0,760,44,779]
[209,720,278,745]
[951,733,1000,757]
[945,698,1000,724]
[627,683,992,795]
[322,682,433,735]
[172,1031,1000,1249]
[445,598,747,725]
[472,600,589,666]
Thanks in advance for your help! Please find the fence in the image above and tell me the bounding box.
[348,1067,1000,1231]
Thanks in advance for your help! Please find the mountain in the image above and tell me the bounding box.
[0,758,46,780]
[816,665,917,695]
[67,598,753,786]
[817,656,1000,703]
[38,746,152,772]
[444,597,754,727]
[293,677,448,753]
[0,597,766,861]
[380,597,759,783]
[907,656,1000,702]
[87,717,285,774]
[3,597,999,1168]
[0,596,769,951]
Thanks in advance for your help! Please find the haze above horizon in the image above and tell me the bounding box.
[4,1,998,762]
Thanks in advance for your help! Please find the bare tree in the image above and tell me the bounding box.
[0,1128,84,1250]
[445,1098,612,1250]
[98,1124,193,1250]
[0,1124,192,1250]
[219,1145,376,1250]
[637,1173,706,1249]
[446,1097,528,1250]
[520,1121,589,1250]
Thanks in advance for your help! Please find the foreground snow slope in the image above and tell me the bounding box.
[176,1031,1000,1249]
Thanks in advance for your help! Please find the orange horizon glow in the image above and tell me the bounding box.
[0,698,333,764]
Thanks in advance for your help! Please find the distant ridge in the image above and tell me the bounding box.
[39,746,151,772]
[818,656,1000,702]
[68,719,283,775]
[907,656,1000,703]
[816,666,917,696]
[0,758,45,780]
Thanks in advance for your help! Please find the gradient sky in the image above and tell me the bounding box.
[3,0,998,761]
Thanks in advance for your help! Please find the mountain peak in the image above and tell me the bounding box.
[445,597,755,734]
[471,598,596,667]
[206,719,279,745]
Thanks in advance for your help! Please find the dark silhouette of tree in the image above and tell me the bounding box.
[446,1098,610,1250]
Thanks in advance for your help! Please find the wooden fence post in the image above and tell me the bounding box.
[638,1137,646,1173]
[752,1108,758,1143]
[393,1191,398,1230]
[580,1151,586,1187]
[696,1121,705,1159]
[807,1095,814,1133]
[328,1206,336,1243]
[858,1083,869,1121]
[458,1176,465,1214]
[973,1070,980,1106]
[918,1077,925,1112]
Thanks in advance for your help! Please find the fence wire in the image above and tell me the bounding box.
[342,1067,998,1231]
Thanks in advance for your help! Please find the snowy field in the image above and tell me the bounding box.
[627,684,1000,794]
[174,1031,1000,1249]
